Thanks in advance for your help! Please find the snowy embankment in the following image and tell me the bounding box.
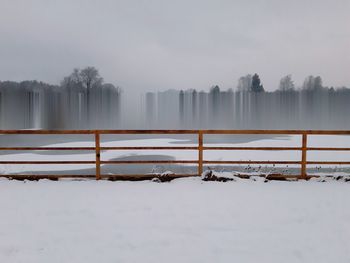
[0,178,349,263]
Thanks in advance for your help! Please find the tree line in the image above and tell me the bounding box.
[0,67,121,129]
[1,70,350,129]
[144,74,350,129]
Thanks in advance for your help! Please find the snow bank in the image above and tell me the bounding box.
[0,178,349,263]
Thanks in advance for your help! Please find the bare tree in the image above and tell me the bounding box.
[303,75,323,91]
[279,75,295,91]
[80,67,103,89]
[237,74,252,92]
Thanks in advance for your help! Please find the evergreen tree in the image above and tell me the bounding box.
[251,73,264,92]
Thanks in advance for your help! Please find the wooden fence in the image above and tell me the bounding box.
[1,130,350,180]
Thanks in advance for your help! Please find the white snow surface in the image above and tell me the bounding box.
[2,134,350,174]
[0,178,349,263]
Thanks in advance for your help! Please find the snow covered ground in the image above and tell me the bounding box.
[0,177,349,263]
[1,134,350,175]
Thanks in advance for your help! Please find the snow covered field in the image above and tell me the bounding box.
[1,134,350,175]
[0,177,349,263]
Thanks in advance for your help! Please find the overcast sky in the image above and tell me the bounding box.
[0,0,349,92]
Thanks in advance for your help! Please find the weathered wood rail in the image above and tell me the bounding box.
[1,130,350,180]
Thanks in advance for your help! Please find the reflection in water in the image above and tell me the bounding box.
[1,80,350,130]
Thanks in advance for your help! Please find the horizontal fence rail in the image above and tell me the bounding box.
[0,130,350,180]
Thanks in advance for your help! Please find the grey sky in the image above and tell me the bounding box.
[0,0,349,92]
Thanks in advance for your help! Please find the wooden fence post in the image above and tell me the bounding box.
[95,131,101,180]
[300,133,307,180]
[198,131,203,176]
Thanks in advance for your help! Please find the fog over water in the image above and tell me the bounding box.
[141,86,350,130]
[1,72,350,130]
